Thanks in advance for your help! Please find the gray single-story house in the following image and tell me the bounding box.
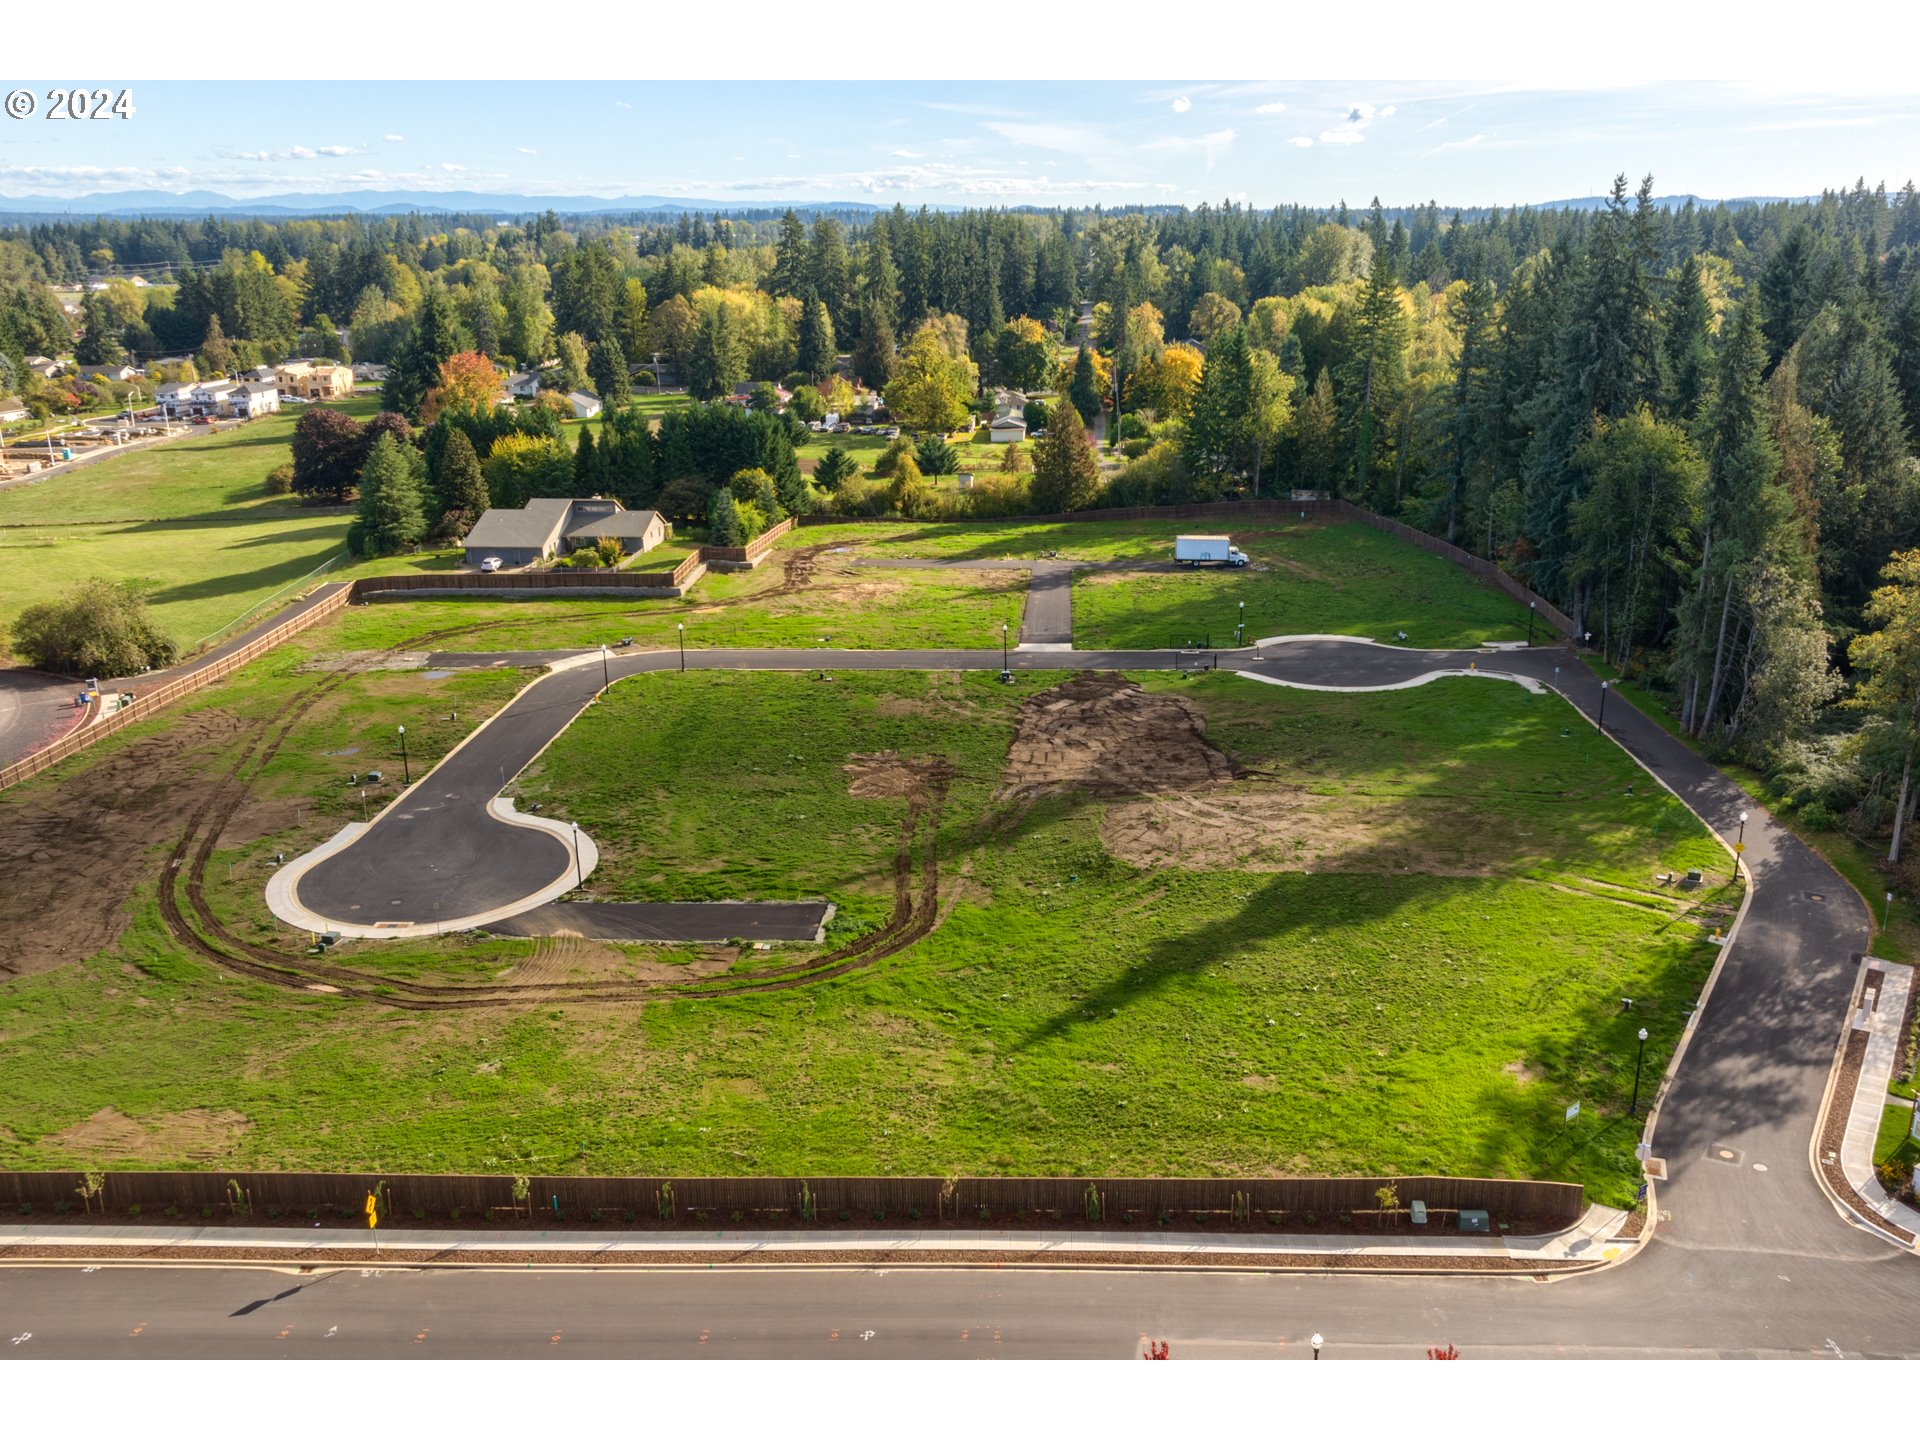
[461,496,667,568]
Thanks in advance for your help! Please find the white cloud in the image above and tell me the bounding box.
[383,134,404,143]
[1172,96,1192,113]
[614,100,632,109]
[890,149,924,158]
[1382,105,1398,118]
[1288,136,1313,148]
[1346,103,1377,125]
[1255,101,1287,114]
[1319,100,1393,145]
[517,147,538,156]
[230,144,366,162]
[439,163,467,173]
[1319,130,1366,145]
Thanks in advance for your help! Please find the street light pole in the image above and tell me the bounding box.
[397,724,410,785]
[1628,1026,1649,1116]
[1310,1332,1324,1360]
[1527,601,1536,646]
[570,821,582,888]
[600,644,610,696]
[1001,621,1011,683]
[1237,600,1246,647]
[677,622,685,673]
[1736,810,1748,850]
[1595,681,1608,736]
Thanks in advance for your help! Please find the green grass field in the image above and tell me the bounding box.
[0,398,379,651]
[792,520,1536,649]
[0,658,1733,1204]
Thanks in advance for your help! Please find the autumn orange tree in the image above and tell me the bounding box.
[420,351,501,425]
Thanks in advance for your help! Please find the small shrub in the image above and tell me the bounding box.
[1155,1211,1171,1227]
[1800,801,1837,831]
[622,1209,636,1224]
[591,1208,603,1223]
[201,1205,213,1219]
[1266,1211,1283,1226]
[413,1208,425,1221]
[307,1207,319,1221]
[449,1207,460,1222]
[1339,1211,1354,1228]
[978,1205,991,1222]
[1193,1212,1208,1226]
[265,462,294,494]
[17,1202,31,1216]
[54,1201,69,1216]
[839,1209,852,1222]
[873,1209,886,1224]
[730,1210,744,1225]
[1303,1210,1317,1226]
[1121,1210,1135,1224]
[267,1205,282,1220]
[127,1204,141,1218]
[165,1204,178,1217]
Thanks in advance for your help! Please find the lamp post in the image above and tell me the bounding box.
[1628,1026,1649,1116]
[1310,1332,1324,1361]
[600,643,610,696]
[1001,621,1011,683]
[1736,810,1748,850]
[570,821,583,888]
[1527,600,1536,646]
[1595,681,1608,736]
[1237,600,1246,646]
[677,622,685,673]
[396,724,410,785]
[1886,890,1895,931]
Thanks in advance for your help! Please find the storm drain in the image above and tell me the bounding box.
[1806,892,1827,903]
[1707,1144,1745,1165]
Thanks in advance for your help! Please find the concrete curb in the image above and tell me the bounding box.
[1807,956,1920,1251]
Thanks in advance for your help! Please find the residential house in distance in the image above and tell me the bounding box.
[274,359,356,400]
[566,390,602,420]
[244,364,278,383]
[225,381,281,418]
[0,397,28,424]
[505,370,541,399]
[157,378,242,418]
[988,389,1028,444]
[78,363,139,383]
[351,362,388,384]
[460,496,666,569]
[728,381,791,409]
[24,355,61,380]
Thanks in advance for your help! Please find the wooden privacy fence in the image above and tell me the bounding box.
[0,1170,1583,1227]
[0,582,354,791]
[700,515,794,568]
[355,565,691,598]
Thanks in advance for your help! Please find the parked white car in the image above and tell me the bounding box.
[479,556,504,572]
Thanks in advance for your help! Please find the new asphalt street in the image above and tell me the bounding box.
[8,637,1914,1357]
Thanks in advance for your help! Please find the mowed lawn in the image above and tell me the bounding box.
[0,664,1732,1205]
[0,397,379,651]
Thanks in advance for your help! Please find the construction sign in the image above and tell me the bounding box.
[365,1192,378,1229]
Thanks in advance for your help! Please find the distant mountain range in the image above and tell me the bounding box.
[0,189,900,218]
[0,188,1820,220]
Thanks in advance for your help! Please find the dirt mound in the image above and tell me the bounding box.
[998,673,1238,800]
[844,751,959,802]
[49,1106,251,1163]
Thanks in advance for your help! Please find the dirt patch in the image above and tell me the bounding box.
[48,1105,251,1163]
[0,707,249,980]
[495,933,733,988]
[1101,789,1511,877]
[1503,1061,1543,1086]
[998,673,1239,800]
[844,751,959,802]
[296,650,430,673]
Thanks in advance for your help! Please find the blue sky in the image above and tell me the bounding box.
[1,81,1915,207]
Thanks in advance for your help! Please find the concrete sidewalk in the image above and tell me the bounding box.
[0,1204,1634,1265]
[1839,958,1920,1237]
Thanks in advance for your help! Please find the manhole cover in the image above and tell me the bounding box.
[1707,1144,1745,1165]
[1806,892,1826,902]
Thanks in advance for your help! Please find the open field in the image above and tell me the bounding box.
[0,397,379,651]
[792,520,1536,648]
[0,649,1732,1204]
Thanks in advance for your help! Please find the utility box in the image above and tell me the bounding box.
[1457,1208,1491,1234]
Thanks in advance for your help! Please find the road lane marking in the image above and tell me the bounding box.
[10,1333,31,1345]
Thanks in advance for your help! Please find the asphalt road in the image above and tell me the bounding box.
[0,667,82,769]
[92,633,1900,1358]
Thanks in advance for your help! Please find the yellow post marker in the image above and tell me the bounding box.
[1734,842,1745,855]
[365,1192,378,1229]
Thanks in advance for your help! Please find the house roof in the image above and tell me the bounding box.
[990,413,1027,432]
[0,396,25,413]
[462,497,574,552]
[235,381,279,396]
[566,390,600,408]
[566,508,662,542]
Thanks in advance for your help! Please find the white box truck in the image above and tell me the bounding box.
[1174,534,1249,567]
